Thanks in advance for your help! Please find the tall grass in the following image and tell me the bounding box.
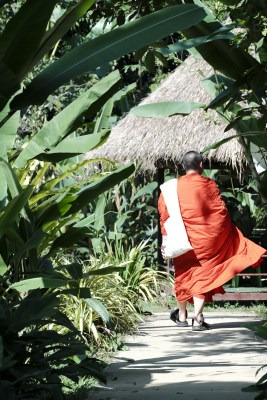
[59,240,172,349]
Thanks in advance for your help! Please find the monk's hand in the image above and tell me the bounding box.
[161,236,167,259]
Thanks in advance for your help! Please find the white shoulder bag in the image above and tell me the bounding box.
[160,179,193,259]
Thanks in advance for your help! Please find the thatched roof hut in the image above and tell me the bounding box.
[86,56,245,173]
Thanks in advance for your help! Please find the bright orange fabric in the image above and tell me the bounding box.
[158,173,266,303]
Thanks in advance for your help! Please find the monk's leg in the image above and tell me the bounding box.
[178,300,187,322]
[193,296,205,326]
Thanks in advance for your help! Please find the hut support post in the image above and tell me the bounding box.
[157,167,165,266]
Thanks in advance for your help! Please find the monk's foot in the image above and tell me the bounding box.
[170,308,189,327]
[192,316,211,331]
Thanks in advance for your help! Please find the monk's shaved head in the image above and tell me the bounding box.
[182,151,203,172]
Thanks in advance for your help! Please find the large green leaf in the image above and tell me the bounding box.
[94,100,114,133]
[84,298,109,323]
[34,164,135,226]
[10,277,68,292]
[161,31,233,55]
[31,0,96,68]
[74,214,95,228]
[202,131,265,153]
[0,255,8,276]
[94,194,106,231]
[182,0,259,81]
[132,182,158,201]
[49,227,93,254]
[0,158,33,224]
[0,167,7,210]
[0,0,58,110]
[206,81,244,109]
[42,158,105,192]
[13,229,45,263]
[11,4,206,109]
[130,101,204,117]
[14,71,121,168]
[0,98,20,152]
[33,130,110,163]
[0,185,33,241]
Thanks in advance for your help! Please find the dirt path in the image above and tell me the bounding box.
[87,311,266,400]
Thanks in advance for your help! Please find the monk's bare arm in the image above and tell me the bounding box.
[158,193,169,236]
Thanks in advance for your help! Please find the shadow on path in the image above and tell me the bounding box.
[87,313,266,400]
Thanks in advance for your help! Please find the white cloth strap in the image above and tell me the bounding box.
[160,178,193,259]
[160,179,182,224]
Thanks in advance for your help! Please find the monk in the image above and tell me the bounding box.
[158,150,266,331]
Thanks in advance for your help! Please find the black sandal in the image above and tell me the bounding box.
[192,315,211,331]
[170,308,189,327]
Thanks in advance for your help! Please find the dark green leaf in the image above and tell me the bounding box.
[31,0,96,68]
[202,131,265,153]
[206,81,244,109]
[34,164,135,226]
[10,277,68,292]
[0,98,20,152]
[50,227,94,253]
[144,51,156,73]
[181,1,259,81]
[0,0,58,109]
[11,4,206,109]
[153,50,168,67]
[161,33,233,55]
[0,186,33,241]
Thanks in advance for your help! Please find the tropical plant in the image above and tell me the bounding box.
[0,278,106,399]
[0,1,209,396]
[76,173,158,265]
[242,322,267,400]
[129,0,267,213]
[59,256,140,346]
[59,240,172,348]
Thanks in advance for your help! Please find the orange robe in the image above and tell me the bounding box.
[158,173,266,303]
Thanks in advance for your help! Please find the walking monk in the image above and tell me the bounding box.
[158,151,266,331]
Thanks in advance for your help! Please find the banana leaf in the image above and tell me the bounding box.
[0,0,58,109]
[32,130,110,163]
[11,4,206,109]
[14,70,121,168]
[49,227,94,254]
[30,0,96,68]
[0,98,20,152]
[202,131,266,153]
[0,186,33,241]
[181,0,259,81]
[34,163,135,226]
[130,101,204,117]
[10,277,68,292]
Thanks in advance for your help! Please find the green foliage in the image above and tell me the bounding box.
[75,174,159,266]
[10,3,206,110]
[0,283,106,399]
[60,241,172,347]
[242,322,267,399]
[130,101,205,117]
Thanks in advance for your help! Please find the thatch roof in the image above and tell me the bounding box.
[86,56,245,172]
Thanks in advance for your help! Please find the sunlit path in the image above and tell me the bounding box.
[88,312,266,400]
